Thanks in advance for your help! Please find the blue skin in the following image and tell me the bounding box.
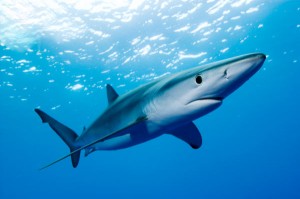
[35,53,266,169]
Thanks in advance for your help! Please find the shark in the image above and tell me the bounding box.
[35,53,266,169]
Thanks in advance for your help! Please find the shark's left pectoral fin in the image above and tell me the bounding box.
[167,122,202,149]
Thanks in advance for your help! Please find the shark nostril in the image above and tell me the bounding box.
[224,69,229,79]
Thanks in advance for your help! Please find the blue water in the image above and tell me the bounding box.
[1,1,300,198]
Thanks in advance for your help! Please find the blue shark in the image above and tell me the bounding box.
[35,53,266,169]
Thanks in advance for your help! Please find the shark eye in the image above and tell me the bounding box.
[195,75,203,84]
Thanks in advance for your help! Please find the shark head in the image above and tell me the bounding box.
[149,53,266,128]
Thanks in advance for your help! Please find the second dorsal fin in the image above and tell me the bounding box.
[106,84,119,105]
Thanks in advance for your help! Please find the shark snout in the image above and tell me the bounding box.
[212,53,266,99]
[225,53,266,81]
[245,53,266,73]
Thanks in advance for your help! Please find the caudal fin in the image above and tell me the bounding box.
[35,108,81,168]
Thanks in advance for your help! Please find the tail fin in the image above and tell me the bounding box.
[35,108,81,168]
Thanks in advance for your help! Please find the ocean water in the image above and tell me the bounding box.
[1,0,300,198]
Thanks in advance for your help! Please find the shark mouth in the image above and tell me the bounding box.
[200,97,223,101]
[186,97,223,105]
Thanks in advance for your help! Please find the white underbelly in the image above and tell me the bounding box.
[94,134,136,150]
[83,120,164,156]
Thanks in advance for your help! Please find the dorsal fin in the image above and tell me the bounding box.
[106,84,119,104]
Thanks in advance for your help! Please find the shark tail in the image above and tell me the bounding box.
[35,109,81,168]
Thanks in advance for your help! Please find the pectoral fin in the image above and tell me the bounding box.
[167,122,202,149]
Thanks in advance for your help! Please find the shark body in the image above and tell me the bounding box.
[35,53,266,169]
